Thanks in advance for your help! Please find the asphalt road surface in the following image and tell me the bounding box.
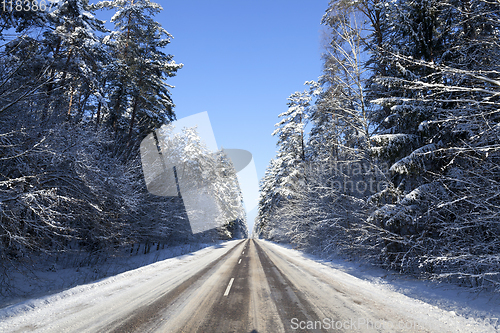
[3,239,475,333]
[100,239,436,333]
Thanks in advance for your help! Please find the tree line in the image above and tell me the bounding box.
[0,0,247,291]
[255,0,500,292]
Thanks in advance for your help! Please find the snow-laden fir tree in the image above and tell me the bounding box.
[254,87,313,240]
[0,1,107,123]
[366,0,500,286]
[272,88,311,196]
[363,0,451,256]
[255,0,500,291]
[98,0,182,139]
[214,150,248,239]
[154,125,248,239]
[254,158,282,239]
[40,0,109,122]
[287,4,387,255]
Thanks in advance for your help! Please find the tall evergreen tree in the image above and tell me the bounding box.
[255,87,313,239]
[99,0,182,139]
[39,0,109,122]
[255,0,500,290]
[271,88,311,197]
[366,0,500,279]
[255,158,282,239]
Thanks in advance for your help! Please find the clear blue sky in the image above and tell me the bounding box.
[153,0,329,231]
[152,0,329,231]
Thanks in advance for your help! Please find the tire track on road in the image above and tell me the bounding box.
[103,240,245,333]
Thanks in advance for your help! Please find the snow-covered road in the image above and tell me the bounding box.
[0,239,498,332]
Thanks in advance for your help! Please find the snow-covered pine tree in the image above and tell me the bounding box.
[213,150,248,239]
[366,0,500,288]
[0,37,49,121]
[318,3,374,174]
[255,87,313,240]
[254,158,283,240]
[286,3,386,255]
[98,0,182,140]
[0,3,47,37]
[368,0,447,169]
[364,0,449,252]
[38,0,109,122]
[0,10,49,121]
[153,124,248,240]
[272,89,311,195]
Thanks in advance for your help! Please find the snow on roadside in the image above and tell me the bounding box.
[262,240,500,333]
[0,242,220,309]
[0,240,241,332]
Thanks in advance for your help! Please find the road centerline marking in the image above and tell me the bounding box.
[224,278,235,296]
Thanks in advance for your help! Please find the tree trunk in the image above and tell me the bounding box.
[95,101,102,129]
[128,95,139,143]
[67,85,74,121]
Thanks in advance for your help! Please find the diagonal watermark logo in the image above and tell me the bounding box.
[140,112,258,234]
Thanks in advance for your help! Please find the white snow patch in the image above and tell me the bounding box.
[0,240,241,332]
[262,240,500,333]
